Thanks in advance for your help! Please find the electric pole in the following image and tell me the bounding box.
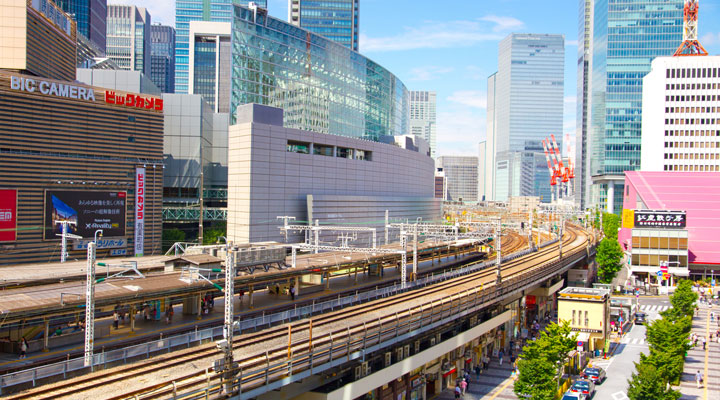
[223,243,236,394]
[495,219,502,287]
[83,230,102,368]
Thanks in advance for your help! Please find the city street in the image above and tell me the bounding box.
[586,296,670,400]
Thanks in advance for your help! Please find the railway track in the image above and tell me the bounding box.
[8,229,579,400]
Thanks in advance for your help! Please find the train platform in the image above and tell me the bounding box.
[0,244,494,372]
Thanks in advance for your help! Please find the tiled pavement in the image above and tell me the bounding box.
[434,359,517,400]
[679,304,720,400]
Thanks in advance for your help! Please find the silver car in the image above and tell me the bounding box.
[581,367,606,384]
[570,379,596,398]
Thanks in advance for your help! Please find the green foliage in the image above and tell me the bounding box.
[602,212,621,240]
[514,321,578,400]
[596,238,624,283]
[627,361,681,400]
[203,222,227,245]
[663,280,698,320]
[162,228,186,252]
[642,316,691,384]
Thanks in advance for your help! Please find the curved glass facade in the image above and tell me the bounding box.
[230,6,409,141]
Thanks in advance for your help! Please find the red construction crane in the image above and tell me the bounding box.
[550,134,568,183]
[674,0,708,56]
[542,139,557,186]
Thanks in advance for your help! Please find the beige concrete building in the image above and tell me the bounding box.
[557,287,610,351]
[0,0,77,81]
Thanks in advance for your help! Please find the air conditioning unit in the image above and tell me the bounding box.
[430,337,436,346]
[414,340,420,354]
[404,344,410,358]
[396,347,404,361]
[354,365,363,380]
[385,352,392,367]
[363,361,371,376]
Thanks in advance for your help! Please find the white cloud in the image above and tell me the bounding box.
[111,0,175,25]
[407,66,455,81]
[360,15,521,52]
[701,32,720,46]
[435,109,486,157]
[479,15,524,32]
[447,90,487,109]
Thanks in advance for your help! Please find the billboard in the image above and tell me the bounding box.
[0,189,18,242]
[633,210,686,228]
[44,190,127,239]
[134,167,145,256]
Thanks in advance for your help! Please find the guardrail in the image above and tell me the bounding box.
[0,238,563,393]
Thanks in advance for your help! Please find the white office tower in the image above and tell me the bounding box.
[641,56,720,173]
[410,91,437,158]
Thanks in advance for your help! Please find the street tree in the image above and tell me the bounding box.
[514,321,577,400]
[162,228,185,252]
[642,316,691,383]
[627,361,681,400]
[602,212,620,240]
[663,280,697,320]
[596,238,623,283]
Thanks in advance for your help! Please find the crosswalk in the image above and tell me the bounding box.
[638,304,669,312]
[620,337,646,345]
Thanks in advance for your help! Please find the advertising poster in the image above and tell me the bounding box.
[134,167,145,256]
[0,189,17,242]
[44,190,127,239]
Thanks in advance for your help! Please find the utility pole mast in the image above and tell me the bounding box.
[400,231,407,288]
[83,230,102,368]
[495,219,502,287]
[223,243,236,394]
[55,220,80,263]
[413,223,418,281]
[674,0,708,56]
[198,171,204,244]
[385,210,389,245]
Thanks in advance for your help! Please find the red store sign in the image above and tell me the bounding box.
[105,91,163,111]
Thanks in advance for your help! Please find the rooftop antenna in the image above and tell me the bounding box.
[673,0,708,56]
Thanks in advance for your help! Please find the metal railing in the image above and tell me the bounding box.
[0,238,563,393]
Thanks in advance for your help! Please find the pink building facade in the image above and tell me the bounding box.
[620,171,720,281]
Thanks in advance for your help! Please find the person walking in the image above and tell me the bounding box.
[165,305,174,325]
[464,371,470,390]
[460,378,467,395]
[289,285,296,301]
[474,364,481,379]
[499,348,504,366]
[696,370,703,388]
[113,310,119,330]
[19,338,28,359]
[702,336,707,350]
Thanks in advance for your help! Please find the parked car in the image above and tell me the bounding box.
[635,312,647,324]
[570,379,595,398]
[581,367,606,384]
[561,390,588,400]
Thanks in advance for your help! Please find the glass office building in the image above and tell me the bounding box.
[289,0,359,51]
[56,0,107,51]
[151,24,176,93]
[107,5,151,76]
[175,0,267,94]
[588,0,683,213]
[230,5,409,141]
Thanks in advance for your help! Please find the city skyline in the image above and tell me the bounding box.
[104,0,720,159]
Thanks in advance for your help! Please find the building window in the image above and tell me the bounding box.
[354,149,372,161]
[585,311,589,327]
[336,147,352,159]
[572,310,576,325]
[287,140,310,154]
[313,144,334,157]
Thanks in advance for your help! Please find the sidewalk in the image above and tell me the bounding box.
[678,304,720,400]
[433,359,517,400]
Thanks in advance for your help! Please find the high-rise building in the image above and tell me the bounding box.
[230,5,408,141]
[575,0,592,210]
[106,5,151,76]
[436,156,479,203]
[641,56,720,173]
[189,22,231,113]
[289,0,359,51]
[151,24,175,93]
[174,0,267,94]
[409,91,437,158]
[478,141,486,202]
[485,73,497,201]
[492,33,564,202]
[55,0,106,51]
[585,0,683,213]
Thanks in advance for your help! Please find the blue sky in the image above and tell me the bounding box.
[120,0,720,158]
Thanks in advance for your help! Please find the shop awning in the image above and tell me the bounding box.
[442,367,457,378]
[574,332,591,343]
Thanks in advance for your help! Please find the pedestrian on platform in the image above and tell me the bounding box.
[702,336,707,350]
[483,354,489,370]
[696,370,703,388]
[454,385,461,399]
[499,348,504,366]
[19,338,28,359]
[474,364,481,379]
[113,311,119,329]
[460,378,467,395]
[165,305,174,325]
[289,285,296,301]
[238,289,244,303]
[464,371,470,390]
